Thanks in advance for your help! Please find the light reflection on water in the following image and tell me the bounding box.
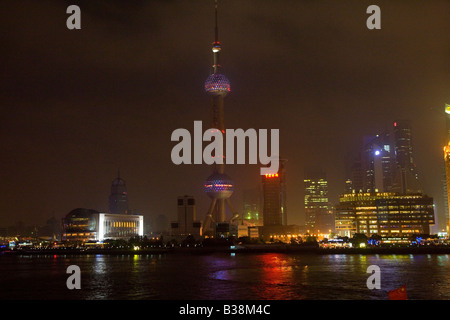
[1,253,450,300]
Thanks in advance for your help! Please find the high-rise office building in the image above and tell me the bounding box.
[259,159,298,241]
[304,169,334,234]
[347,121,421,195]
[347,154,364,192]
[170,195,202,239]
[262,160,287,227]
[347,133,396,193]
[108,171,129,214]
[393,120,421,193]
[262,173,282,226]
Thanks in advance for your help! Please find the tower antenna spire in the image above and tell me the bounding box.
[214,0,219,43]
[212,0,222,74]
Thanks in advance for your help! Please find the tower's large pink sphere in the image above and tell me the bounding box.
[204,172,234,199]
[204,73,231,95]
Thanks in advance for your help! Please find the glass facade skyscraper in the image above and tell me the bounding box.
[393,120,421,193]
[304,169,334,234]
[347,121,421,195]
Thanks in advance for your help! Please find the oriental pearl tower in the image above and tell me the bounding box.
[202,0,239,236]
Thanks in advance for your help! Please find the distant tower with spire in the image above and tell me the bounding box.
[202,0,239,236]
[109,169,129,214]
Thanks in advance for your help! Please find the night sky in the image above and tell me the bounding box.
[1,0,449,231]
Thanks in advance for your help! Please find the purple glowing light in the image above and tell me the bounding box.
[204,73,231,95]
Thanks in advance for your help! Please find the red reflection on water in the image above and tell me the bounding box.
[257,253,295,299]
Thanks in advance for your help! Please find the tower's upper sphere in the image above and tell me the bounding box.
[212,42,221,53]
[204,172,234,199]
[204,73,231,95]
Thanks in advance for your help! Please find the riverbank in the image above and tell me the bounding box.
[228,245,450,255]
[2,244,450,256]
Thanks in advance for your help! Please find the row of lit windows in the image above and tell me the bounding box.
[105,221,138,228]
[358,229,379,234]
[360,227,422,233]
[339,213,432,218]
[355,207,377,210]
[377,210,432,214]
[64,232,95,237]
[340,193,426,202]
[377,220,430,223]
[358,223,378,227]
[104,230,137,236]
[377,205,432,210]
[305,197,328,202]
[304,179,327,184]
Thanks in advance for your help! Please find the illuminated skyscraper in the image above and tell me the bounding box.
[108,170,129,214]
[202,1,239,236]
[304,169,334,235]
[262,160,287,226]
[262,173,282,226]
[348,133,396,193]
[347,122,421,195]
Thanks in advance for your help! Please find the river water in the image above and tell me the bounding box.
[1,252,449,300]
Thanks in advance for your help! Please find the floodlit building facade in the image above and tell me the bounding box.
[335,192,434,239]
[62,208,144,242]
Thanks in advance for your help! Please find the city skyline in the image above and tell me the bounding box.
[1,1,450,233]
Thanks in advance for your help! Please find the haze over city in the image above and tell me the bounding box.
[1,0,449,232]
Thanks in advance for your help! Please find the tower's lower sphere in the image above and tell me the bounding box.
[204,73,231,95]
[204,172,234,199]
